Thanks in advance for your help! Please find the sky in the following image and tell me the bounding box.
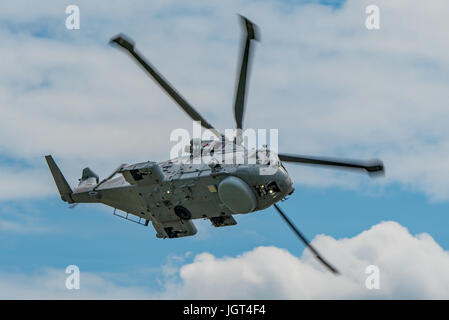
[1,0,449,299]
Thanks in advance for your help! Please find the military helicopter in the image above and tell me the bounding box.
[46,16,384,274]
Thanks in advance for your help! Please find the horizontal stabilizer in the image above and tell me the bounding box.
[45,155,74,203]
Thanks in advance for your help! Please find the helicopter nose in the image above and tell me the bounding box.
[277,166,294,196]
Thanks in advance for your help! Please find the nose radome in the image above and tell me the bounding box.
[217,176,257,213]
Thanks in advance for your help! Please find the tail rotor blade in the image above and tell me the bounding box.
[273,203,339,275]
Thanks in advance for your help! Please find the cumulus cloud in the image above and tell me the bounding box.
[1,0,449,201]
[160,221,449,299]
[1,221,448,299]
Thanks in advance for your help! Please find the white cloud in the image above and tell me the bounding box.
[160,221,449,299]
[1,0,449,201]
[0,268,153,299]
[1,221,448,299]
[0,166,54,200]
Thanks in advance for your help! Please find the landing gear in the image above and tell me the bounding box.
[174,206,192,220]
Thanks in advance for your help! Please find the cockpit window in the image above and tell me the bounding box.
[281,163,288,173]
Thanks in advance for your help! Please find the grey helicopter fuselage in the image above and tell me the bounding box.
[65,143,294,239]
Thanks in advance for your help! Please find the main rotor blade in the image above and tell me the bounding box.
[110,34,220,138]
[278,153,384,176]
[273,203,339,275]
[234,15,259,132]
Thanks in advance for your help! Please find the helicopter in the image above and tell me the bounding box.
[46,15,384,274]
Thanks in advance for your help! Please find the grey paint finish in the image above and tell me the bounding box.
[46,150,293,239]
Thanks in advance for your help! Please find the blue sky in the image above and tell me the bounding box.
[1,0,449,298]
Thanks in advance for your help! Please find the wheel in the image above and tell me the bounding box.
[174,206,192,220]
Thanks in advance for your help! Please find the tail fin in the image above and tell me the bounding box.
[45,155,74,203]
